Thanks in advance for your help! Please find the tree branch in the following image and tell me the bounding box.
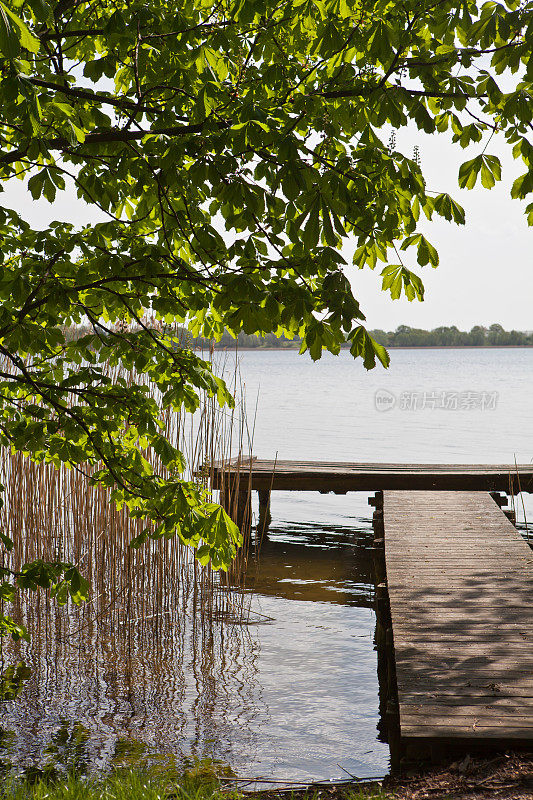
[0,118,230,166]
[30,77,174,115]
[40,28,105,40]
[313,85,479,101]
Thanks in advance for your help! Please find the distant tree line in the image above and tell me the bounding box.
[207,331,299,349]
[63,324,533,351]
[370,324,533,347]
[207,324,533,350]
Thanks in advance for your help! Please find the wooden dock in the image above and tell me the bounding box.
[212,458,533,493]
[213,458,533,758]
[212,458,533,530]
[382,490,533,758]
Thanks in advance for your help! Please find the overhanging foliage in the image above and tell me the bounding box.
[0,0,532,634]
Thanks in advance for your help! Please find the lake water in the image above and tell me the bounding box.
[1,347,532,783]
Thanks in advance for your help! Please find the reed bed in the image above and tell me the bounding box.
[0,340,259,774]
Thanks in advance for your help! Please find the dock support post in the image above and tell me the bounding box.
[219,477,252,537]
[236,487,252,532]
[490,491,508,507]
[257,489,272,535]
[490,491,516,525]
[220,480,253,581]
[370,491,384,542]
[369,490,383,510]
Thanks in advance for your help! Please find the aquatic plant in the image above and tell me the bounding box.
[0,343,254,683]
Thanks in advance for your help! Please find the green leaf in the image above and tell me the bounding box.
[0,1,20,58]
[480,154,501,189]
[0,581,15,602]
[26,0,50,23]
[511,171,533,199]
[349,326,390,370]
[0,2,39,54]
[458,155,482,189]
[417,236,439,267]
[67,569,90,605]
[129,528,150,549]
[303,201,320,249]
[196,544,211,566]
[458,154,501,191]
[319,200,336,246]
[68,120,85,144]
[282,171,300,202]
[0,531,13,551]
[0,616,29,642]
[434,193,466,225]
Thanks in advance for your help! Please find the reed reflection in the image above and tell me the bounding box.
[0,581,262,774]
[0,368,387,782]
[0,352,262,776]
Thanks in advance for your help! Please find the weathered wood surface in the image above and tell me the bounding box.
[211,459,533,493]
[384,490,533,746]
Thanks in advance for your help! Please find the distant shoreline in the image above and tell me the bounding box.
[215,344,533,351]
[201,325,533,351]
[379,344,533,349]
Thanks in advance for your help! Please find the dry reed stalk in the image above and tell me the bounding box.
[0,341,255,703]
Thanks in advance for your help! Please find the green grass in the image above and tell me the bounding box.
[0,770,392,800]
[0,758,240,800]
[1,772,169,800]
[0,770,237,800]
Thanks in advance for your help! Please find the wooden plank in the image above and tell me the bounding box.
[383,490,533,751]
[218,460,531,472]
[400,691,533,703]
[402,708,533,727]
[210,459,533,493]
[401,726,533,739]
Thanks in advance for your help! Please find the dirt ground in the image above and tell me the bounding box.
[243,751,533,800]
[382,751,533,800]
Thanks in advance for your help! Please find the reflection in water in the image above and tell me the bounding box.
[0,594,261,776]
[0,511,389,783]
[3,347,532,783]
[235,520,389,781]
[247,523,374,607]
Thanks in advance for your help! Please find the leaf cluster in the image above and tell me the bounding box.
[0,0,533,630]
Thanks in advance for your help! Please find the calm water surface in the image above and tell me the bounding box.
[1,348,532,782]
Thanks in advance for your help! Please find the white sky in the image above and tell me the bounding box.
[3,125,531,332]
[352,127,532,331]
